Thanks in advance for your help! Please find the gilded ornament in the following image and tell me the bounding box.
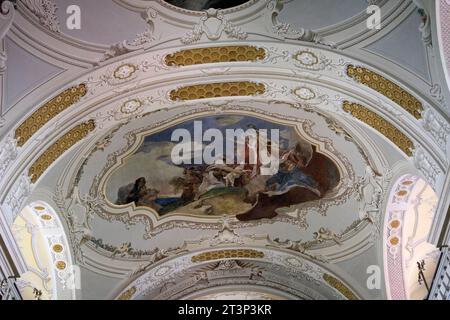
[342,101,414,156]
[165,46,266,66]
[191,249,264,263]
[118,287,136,300]
[113,64,138,80]
[293,50,319,66]
[389,220,401,229]
[389,236,399,246]
[52,244,63,253]
[323,274,358,300]
[120,99,143,114]
[28,120,96,183]
[55,261,67,270]
[346,65,423,119]
[293,87,316,100]
[15,84,87,146]
[170,82,265,101]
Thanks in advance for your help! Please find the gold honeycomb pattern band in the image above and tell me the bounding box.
[342,101,414,156]
[346,65,423,119]
[170,82,265,101]
[28,120,95,183]
[165,46,266,67]
[323,274,358,300]
[191,249,265,263]
[15,84,88,147]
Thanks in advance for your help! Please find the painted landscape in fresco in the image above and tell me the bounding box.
[107,115,340,221]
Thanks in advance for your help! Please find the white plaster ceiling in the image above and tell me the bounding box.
[278,0,367,31]
[366,10,431,82]
[28,99,406,299]
[53,0,148,45]
[1,0,448,300]
[3,37,63,111]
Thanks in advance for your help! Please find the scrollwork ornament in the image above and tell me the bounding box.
[421,108,450,153]
[4,173,32,225]
[82,104,355,239]
[0,134,18,180]
[1,1,15,73]
[87,57,169,94]
[267,0,335,48]
[99,7,160,62]
[413,148,441,189]
[21,0,60,33]
[181,8,247,45]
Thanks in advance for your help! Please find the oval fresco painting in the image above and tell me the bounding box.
[106,115,340,221]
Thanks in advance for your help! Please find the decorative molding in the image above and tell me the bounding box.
[437,0,450,110]
[323,274,358,300]
[180,8,247,45]
[99,7,159,63]
[342,101,414,157]
[384,174,418,300]
[313,227,342,245]
[0,134,18,180]
[94,92,170,129]
[413,1,432,46]
[83,104,356,239]
[117,286,136,300]
[15,84,87,147]
[113,247,351,300]
[346,65,423,119]
[421,108,450,152]
[430,83,445,104]
[169,81,265,101]
[0,1,15,74]
[191,249,265,263]
[54,186,93,264]
[87,58,169,95]
[266,0,335,48]
[165,45,266,66]
[3,173,32,225]
[355,165,390,228]
[28,120,95,183]
[21,0,61,33]
[269,238,329,263]
[413,148,441,188]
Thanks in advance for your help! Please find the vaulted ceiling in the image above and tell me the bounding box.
[1,0,449,300]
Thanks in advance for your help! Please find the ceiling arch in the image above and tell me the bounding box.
[1,0,449,300]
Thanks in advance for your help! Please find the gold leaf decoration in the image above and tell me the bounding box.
[118,287,136,301]
[346,65,423,119]
[342,101,414,156]
[165,46,266,67]
[28,120,96,183]
[323,274,358,300]
[52,244,63,253]
[191,249,265,263]
[15,84,88,146]
[55,261,67,270]
[170,82,265,101]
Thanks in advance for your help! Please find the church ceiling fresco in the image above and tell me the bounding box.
[107,115,340,221]
[0,0,448,302]
[49,101,382,271]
